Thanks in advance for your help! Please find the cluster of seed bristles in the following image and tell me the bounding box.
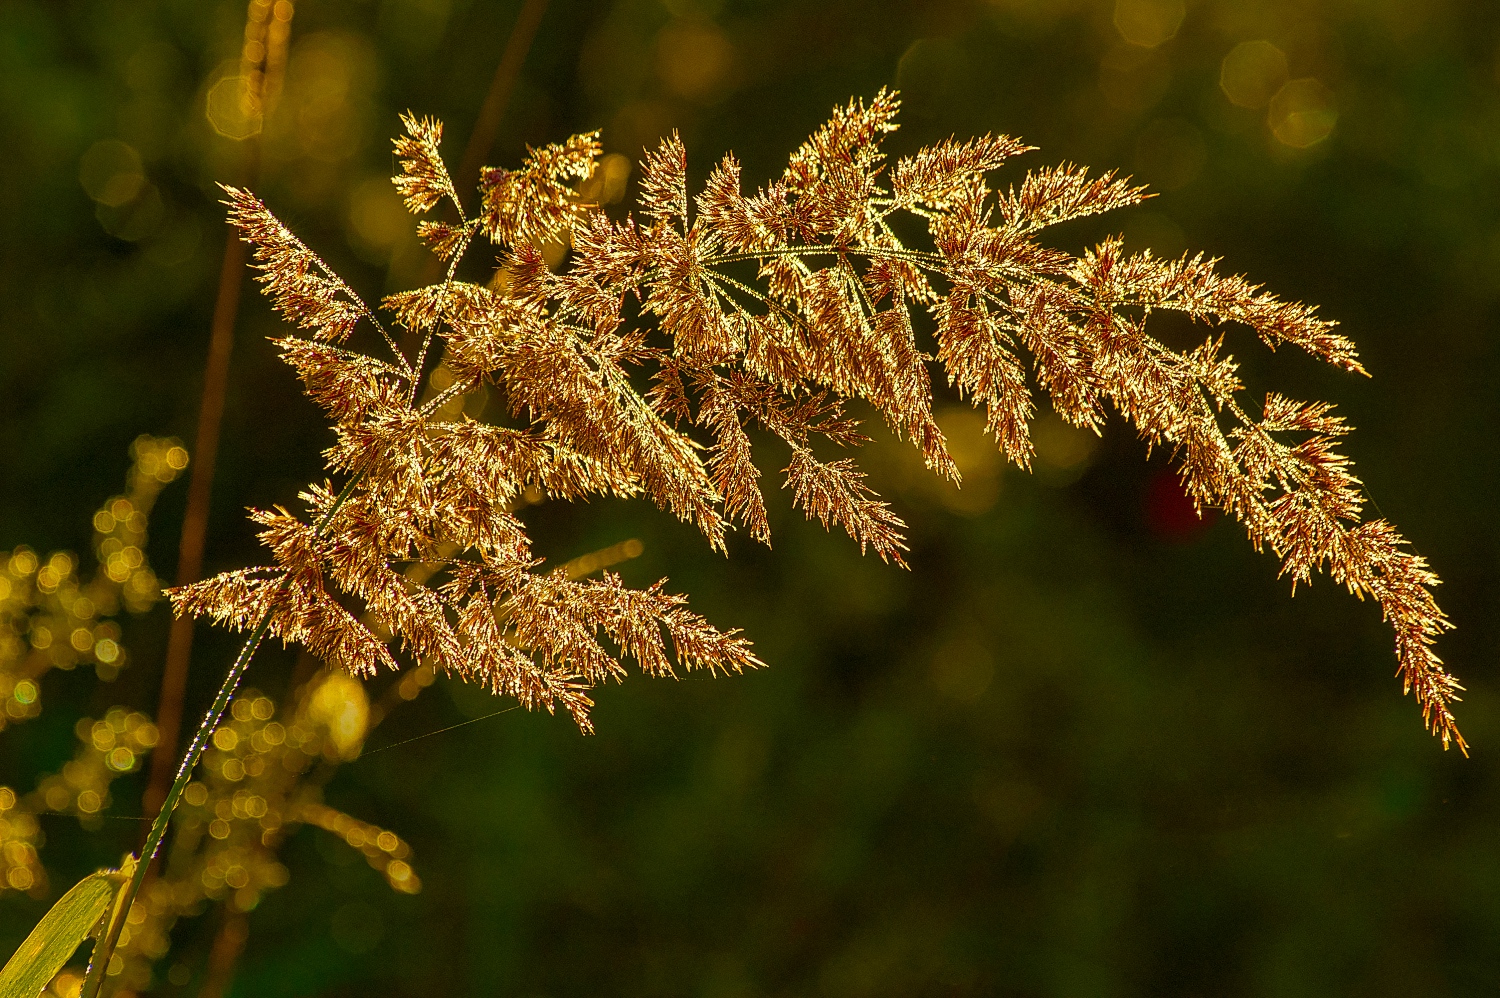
[170,90,1462,750]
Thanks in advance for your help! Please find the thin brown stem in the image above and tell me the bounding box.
[142,0,294,854]
[143,229,247,820]
[454,0,550,208]
[197,911,249,998]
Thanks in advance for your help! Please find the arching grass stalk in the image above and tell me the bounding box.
[80,476,362,998]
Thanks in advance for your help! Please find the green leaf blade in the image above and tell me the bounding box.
[0,870,121,998]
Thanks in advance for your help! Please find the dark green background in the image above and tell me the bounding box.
[2,0,1497,994]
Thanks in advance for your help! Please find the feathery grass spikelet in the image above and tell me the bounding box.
[172,91,1462,751]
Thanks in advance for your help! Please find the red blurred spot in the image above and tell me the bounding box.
[1146,469,1216,541]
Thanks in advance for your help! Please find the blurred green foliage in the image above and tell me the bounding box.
[1,0,1498,994]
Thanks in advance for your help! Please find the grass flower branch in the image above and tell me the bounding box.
[183,89,1455,748]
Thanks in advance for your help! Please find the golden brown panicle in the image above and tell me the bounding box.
[173,91,1461,750]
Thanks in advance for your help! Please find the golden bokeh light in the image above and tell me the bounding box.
[345,174,410,263]
[87,677,425,984]
[1220,40,1289,110]
[577,152,633,207]
[96,183,166,242]
[560,538,645,581]
[29,708,156,827]
[207,72,262,140]
[282,33,376,163]
[0,436,185,732]
[1113,0,1185,49]
[609,100,673,157]
[870,407,1004,517]
[1269,77,1337,148]
[0,785,45,897]
[655,20,735,102]
[935,407,1003,516]
[1031,414,1100,487]
[302,669,370,759]
[78,140,145,207]
[395,661,438,701]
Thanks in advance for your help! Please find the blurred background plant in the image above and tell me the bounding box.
[0,435,187,987]
[0,441,442,996]
[0,0,1496,995]
[1,435,185,732]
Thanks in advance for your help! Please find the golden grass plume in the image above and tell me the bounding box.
[172,90,1461,751]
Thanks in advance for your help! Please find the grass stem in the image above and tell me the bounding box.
[81,475,361,998]
[81,608,273,998]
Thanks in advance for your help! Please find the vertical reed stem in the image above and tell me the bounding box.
[144,230,247,819]
[455,0,550,210]
[198,911,250,998]
[144,0,295,820]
